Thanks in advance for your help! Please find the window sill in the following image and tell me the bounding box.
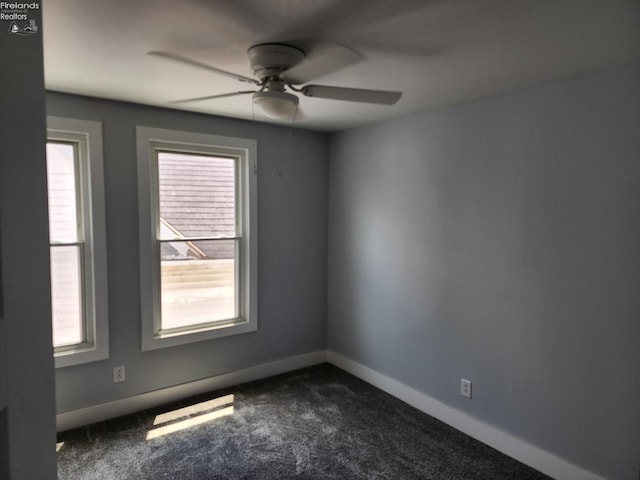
[54,343,109,368]
[141,318,257,351]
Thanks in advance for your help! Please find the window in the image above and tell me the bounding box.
[137,127,257,350]
[46,117,108,367]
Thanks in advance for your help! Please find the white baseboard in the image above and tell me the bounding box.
[56,350,327,432]
[327,351,605,480]
[57,349,605,480]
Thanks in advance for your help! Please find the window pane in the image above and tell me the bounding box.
[46,142,79,243]
[157,152,236,239]
[50,245,84,347]
[160,239,237,330]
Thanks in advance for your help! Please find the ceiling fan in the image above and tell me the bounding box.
[149,43,402,120]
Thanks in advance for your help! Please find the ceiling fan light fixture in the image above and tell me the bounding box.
[253,91,299,119]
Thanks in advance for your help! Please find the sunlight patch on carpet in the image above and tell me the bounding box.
[146,394,235,440]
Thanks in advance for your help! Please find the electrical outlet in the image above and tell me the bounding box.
[113,365,126,383]
[461,378,472,399]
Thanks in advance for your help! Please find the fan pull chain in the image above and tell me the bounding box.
[275,104,299,177]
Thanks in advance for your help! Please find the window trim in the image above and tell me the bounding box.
[47,116,109,368]
[136,126,257,351]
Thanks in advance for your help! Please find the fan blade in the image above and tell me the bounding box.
[148,51,258,84]
[282,43,363,85]
[301,85,401,105]
[170,91,255,104]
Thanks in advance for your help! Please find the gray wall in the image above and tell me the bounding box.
[328,62,640,480]
[47,93,328,412]
[0,6,58,478]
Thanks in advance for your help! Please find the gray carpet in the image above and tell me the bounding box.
[57,364,553,479]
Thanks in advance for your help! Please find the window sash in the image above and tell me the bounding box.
[46,139,87,351]
[46,140,83,244]
[157,238,241,333]
[50,243,86,349]
[154,149,243,336]
[157,150,239,240]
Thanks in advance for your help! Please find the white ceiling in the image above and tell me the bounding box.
[43,0,640,131]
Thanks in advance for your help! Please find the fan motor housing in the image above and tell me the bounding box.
[247,43,305,80]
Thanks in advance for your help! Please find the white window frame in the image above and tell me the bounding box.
[47,116,109,368]
[137,126,257,351]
